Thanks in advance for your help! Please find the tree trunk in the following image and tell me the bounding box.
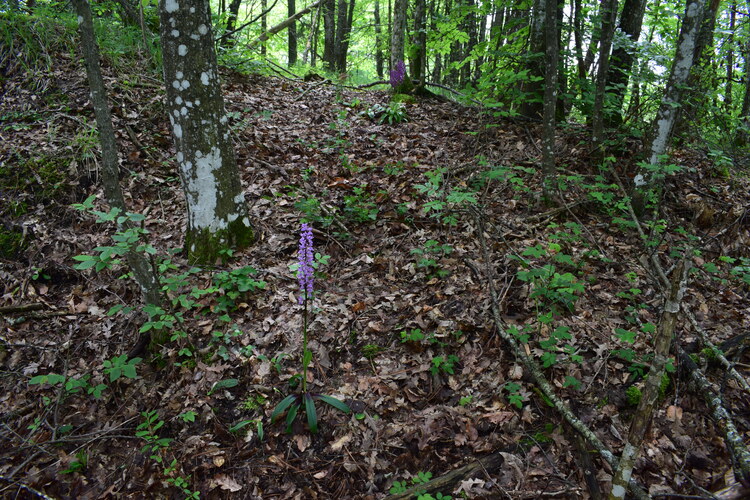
[608,261,690,500]
[224,0,243,47]
[333,0,353,72]
[390,0,408,71]
[158,0,254,264]
[737,36,750,145]
[591,0,619,151]
[410,0,426,84]
[673,0,721,141]
[322,0,336,70]
[521,0,545,118]
[541,0,558,194]
[288,0,298,65]
[636,0,705,187]
[70,0,161,306]
[261,0,268,56]
[374,0,384,79]
[725,2,735,111]
[117,0,141,27]
[603,0,647,127]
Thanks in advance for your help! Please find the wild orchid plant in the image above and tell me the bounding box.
[390,60,406,88]
[271,223,350,433]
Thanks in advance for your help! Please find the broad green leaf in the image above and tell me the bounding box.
[271,394,298,423]
[285,403,300,433]
[305,393,318,433]
[316,395,351,414]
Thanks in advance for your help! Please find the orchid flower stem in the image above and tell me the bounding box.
[302,296,308,393]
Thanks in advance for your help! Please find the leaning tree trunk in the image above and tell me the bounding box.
[71,0,161,306]
[158,0,254,264]
[636,0,705,187]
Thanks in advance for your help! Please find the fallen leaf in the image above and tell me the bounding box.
[213,474,242,492]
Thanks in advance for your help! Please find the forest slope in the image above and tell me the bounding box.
[1,54,750,499]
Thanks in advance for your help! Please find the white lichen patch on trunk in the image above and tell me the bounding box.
[182,147,226,232]
[164,0,178,13]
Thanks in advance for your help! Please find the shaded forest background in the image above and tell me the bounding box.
[1,0,750,498]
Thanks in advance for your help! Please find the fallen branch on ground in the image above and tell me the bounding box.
[382,452,505,500]
[471,207,651,500]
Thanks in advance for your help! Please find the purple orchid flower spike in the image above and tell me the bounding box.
[298,223,314,304]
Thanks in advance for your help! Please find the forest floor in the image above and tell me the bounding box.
[1,52,750,500]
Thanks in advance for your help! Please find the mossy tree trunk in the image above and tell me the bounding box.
[158,0,254,265]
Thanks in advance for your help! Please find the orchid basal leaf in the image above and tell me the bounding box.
[285,402,300,433]
[271,394,298,423]
[304,393,318,433]
[316,394,351,414]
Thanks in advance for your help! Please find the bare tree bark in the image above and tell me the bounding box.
[288,0,297,65]
[374,0,384,79]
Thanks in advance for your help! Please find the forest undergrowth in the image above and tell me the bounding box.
[1,51,750,499]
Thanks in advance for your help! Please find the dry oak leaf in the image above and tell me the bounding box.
[212,474,242,492]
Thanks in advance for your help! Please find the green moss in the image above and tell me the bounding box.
[362,343,384,359]
[186,218,255,265]
[391,77,415,95]
[625,386,642,407]
[659,373,671,399]
[701,347,718,361]
[392,93,416,104]
[0,153,70,204]
[0,227,25,259]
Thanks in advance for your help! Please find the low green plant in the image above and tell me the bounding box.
[430,355,459,375]
[366,101,408,124]
[362,344,384,359]
[271,224,350,434]
[400,328,425,343]
[343,185,379,223]
[411,240,453,279]
[102,355,141,382]
[228,418,264,440]
[61,450,88,474]
[212,266,266,314]
[504,381,524,409]
[136,410,172,463]
[513,245,584,313]
[29,372,107,400]
[389,471,452,499]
